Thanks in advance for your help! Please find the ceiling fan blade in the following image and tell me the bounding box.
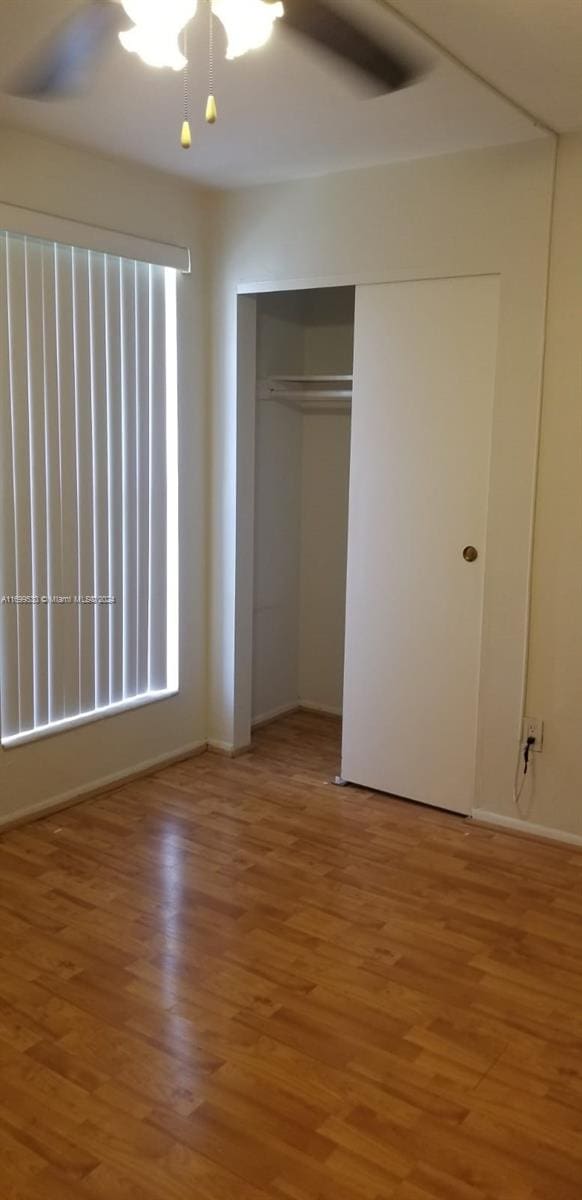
[8,1,126,98]
[278,0,419,92]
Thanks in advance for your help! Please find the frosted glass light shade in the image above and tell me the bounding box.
[211,0,284,60]
[119,0,198,70]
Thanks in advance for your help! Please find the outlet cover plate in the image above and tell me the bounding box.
[523,716,544,751]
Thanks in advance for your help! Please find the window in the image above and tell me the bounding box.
[0,232,179,746]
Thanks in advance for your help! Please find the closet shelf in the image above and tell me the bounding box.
[257,374,353,414]
[267,374,352,382]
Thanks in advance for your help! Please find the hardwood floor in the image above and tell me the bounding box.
[0,711,582,1199]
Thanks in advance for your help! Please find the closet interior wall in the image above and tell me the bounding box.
[252,287,354,726]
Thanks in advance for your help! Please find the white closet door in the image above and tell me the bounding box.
[342,276,499,815]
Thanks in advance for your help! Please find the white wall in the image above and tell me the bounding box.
[251,289,352,723]
[301,288,355,375]
[252,399,302,722]
[210,139,556,832]
[299,412,351,714]
[510,132,582,840]
[256,291,305,376]
[6,126,580,842]
[252,406,351,723]
[298,291,353,715]
[0,127,211,821]
[251,294,303,724]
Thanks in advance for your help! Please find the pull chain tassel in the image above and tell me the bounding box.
[181,23,192,148]
[205,94,217,124]
[206,0,217,124]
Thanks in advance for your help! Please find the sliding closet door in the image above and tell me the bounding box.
[342,276,499,814]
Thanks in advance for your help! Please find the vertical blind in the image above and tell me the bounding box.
[0,232,179,746]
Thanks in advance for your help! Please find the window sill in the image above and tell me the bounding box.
[1,687,179,749]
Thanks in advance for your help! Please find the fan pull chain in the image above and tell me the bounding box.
[180,23,192,149]
[205,0,217,124]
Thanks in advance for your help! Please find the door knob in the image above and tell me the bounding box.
[462,545,478,562]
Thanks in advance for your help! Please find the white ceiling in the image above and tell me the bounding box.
[391,0,582,134]
[0,0,576,187]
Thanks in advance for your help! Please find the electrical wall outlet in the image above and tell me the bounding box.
[523,716,544,751]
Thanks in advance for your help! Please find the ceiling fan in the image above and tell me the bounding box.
[9,0,423,147]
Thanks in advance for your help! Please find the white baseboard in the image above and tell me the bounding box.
[252,703,300,730]
[300,701,342,718]
[472,809,582,849]
[251,701,342,731]
[0,740,208,833]
[207,740,252,758]
[207,738,233,753]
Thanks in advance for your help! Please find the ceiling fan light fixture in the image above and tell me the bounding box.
[119,0,198,70]
[211,0,284,60]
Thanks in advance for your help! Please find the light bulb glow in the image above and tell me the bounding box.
[119,0,198,70]
[211,0,284,60]
[118,0,284,72]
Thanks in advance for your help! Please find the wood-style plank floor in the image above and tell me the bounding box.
[0,711,582,1199]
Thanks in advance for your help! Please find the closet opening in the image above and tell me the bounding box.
[250,286,355,755]
[238,272,501,814]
